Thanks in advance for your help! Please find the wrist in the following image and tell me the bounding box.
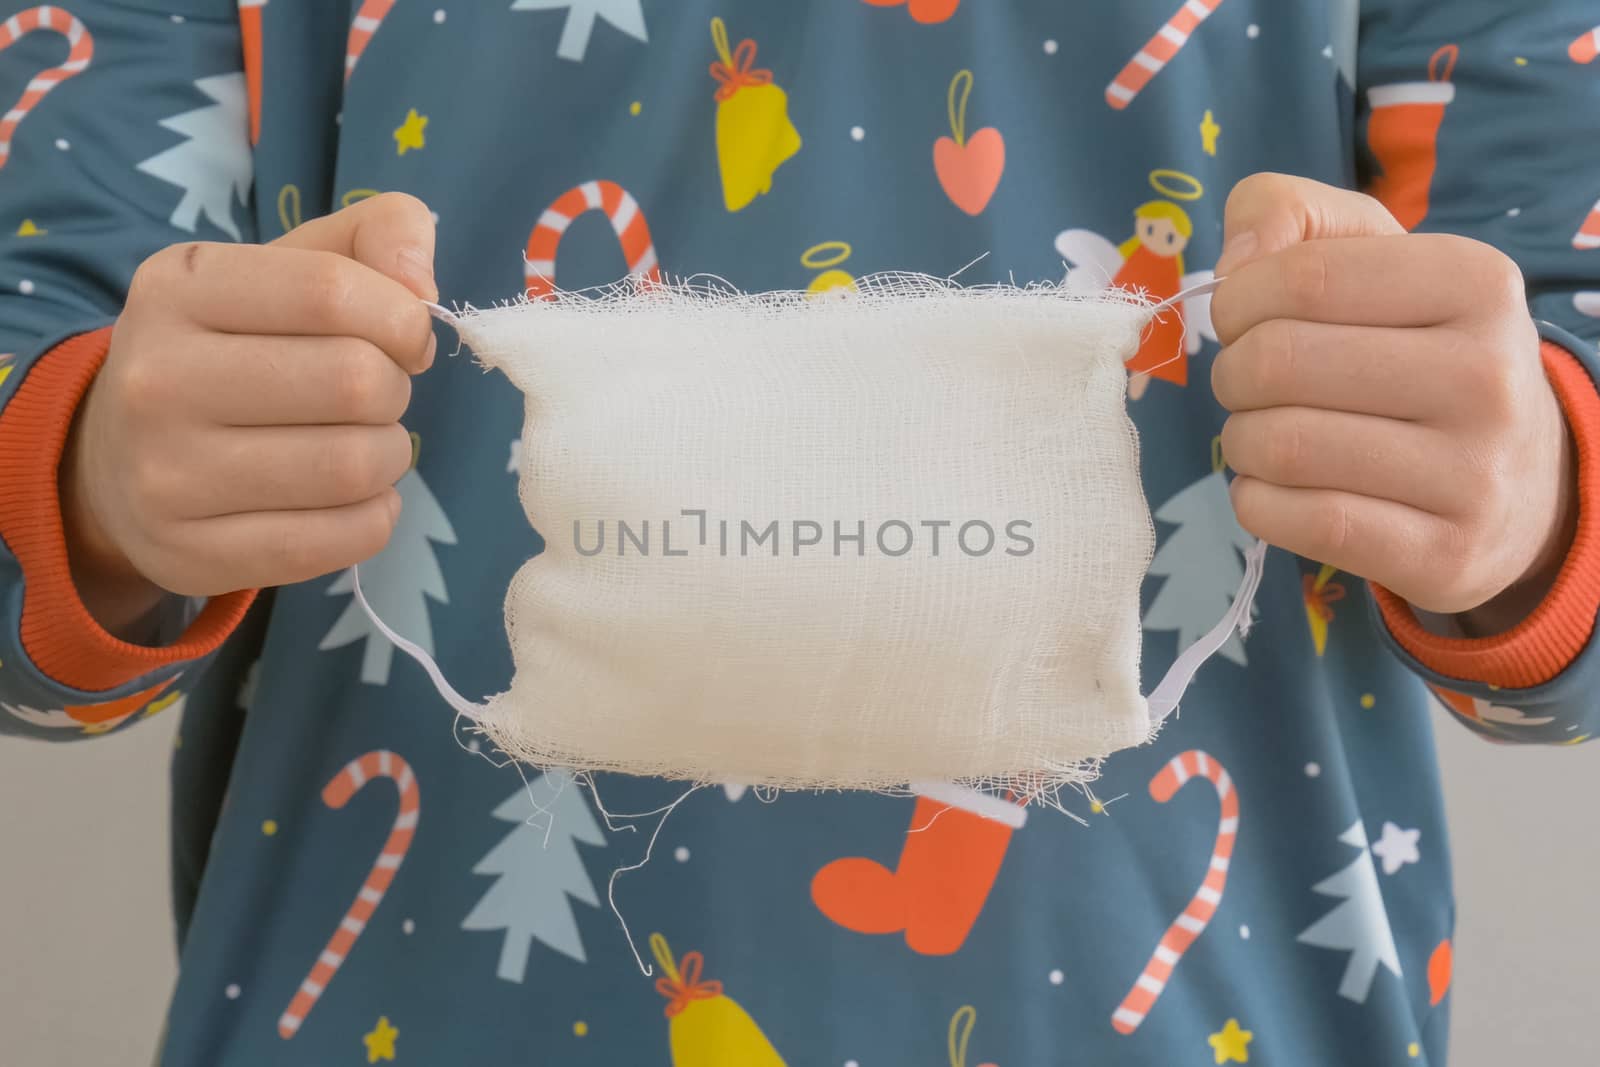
[1457,424,1578,637]
[59,391,167,639]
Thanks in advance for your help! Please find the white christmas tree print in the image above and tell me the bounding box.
[461,771,606,980]
[1143,469,1258,666]
[1296,821,1403,1003]
[135,73,252,241]
[319,467,457,686]
[510,0,647,62]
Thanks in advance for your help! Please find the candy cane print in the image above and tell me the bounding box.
[1112,750,1239,1034]
[524,179,661,298]
[0,7,94,171]
[279,750,420,1040]
[345,0,397,81]
[1105,0,1227,110]
[1571,25,1600,64]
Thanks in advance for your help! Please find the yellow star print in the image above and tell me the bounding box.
[1200,109,1221,156]
[1208,1018,1253,1064]
[363,1016,399,1063]
[393,109,428,156]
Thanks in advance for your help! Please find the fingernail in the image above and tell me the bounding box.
[386,487,403,522]
[421,332,438,371]
[397,245,437,300]
[1215,230,1258,277]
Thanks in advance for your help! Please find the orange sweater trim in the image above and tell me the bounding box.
[0,328,255,694]
[1373,340,1600,690]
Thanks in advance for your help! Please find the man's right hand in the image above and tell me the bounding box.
[61,192,439,635]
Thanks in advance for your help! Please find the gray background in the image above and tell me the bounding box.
[0,706,1592,1066]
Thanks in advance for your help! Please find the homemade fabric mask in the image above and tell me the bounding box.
[357,276,1265,796]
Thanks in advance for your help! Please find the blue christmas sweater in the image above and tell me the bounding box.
[1,1,1598,1064]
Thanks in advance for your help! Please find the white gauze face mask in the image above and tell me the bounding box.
[361,277,1264,795]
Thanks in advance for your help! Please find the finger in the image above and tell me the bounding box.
[179,335,413,427]
[173,490,402,593]
[1220,407,1469,516]
[273,191,437,301]
[1211,319,1473,421]
[1216,172,1403,276]
[148,242,435,373]
[1228,476,1454,599]
[1210,233,1514,343]
[159,424,414,518]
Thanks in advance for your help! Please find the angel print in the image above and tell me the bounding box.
[1054,169,1217,400]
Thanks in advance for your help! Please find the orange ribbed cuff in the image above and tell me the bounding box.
[0,327,255,693]
[1374,340,1600,690]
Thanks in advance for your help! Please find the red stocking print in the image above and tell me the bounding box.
[811,784,1024,956]
[1365,45,1458,232]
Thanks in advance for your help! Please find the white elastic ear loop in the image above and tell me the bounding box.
[351,564,482,721]
[343,301,484,720]
[1153,274,1224,312]
[1146,538,1269,723]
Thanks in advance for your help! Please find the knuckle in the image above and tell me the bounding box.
[1472,242,1526,309]
[1254,319,1299,397]
[321,434,382,500]
[303,256,357,320]
[331,342,390,417]
[115,352,167,415]
[273,523,319,580]
[129,451,174,512]
[1281,245,1330,307]
[1262,415,1305,479]
[1322,498,1356,558]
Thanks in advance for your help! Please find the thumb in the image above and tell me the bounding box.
[272,191,437,301]
[1214,173,1403,276]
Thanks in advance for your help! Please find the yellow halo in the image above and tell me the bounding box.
[341,187,382,208]
[801,241,852,270]
[1148,169,1203,201]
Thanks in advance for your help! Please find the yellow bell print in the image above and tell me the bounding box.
[651,933,787,1067]
[710,16,801,212]
[803,241,856,294]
